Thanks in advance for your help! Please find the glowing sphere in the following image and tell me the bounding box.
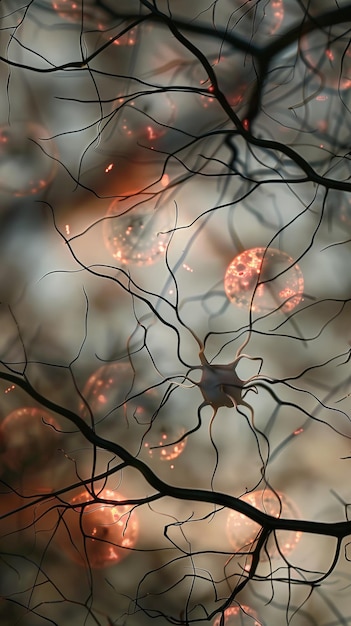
[80,362,131,425]
[60,489,138,568]
[226,490,301,560]
[80,363,178,432]
[0,407,60,474]
[113,93,176,147]
[0,122,57,197]
[103,196,171,266]
[143,424,187,463]
[224,247,304,313]
[300,25,351,91]
[213,605,263,626]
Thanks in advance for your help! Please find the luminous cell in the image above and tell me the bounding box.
[80,362,132,426]
[0,122,57,197]
[0,407,61,474]
[212,605,263,626]
[224,247,304,313]
[59,489,139,569]
[226,489,301,560]
[113,94,177,148]
[103,196,171,266]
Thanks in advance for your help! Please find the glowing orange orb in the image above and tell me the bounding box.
[224,247,304,313]
[213,605,263,626]
[80,363,131,425]
[0,407,60,474]
[118,94,175,140]
[103,197,171,266]
[60,489,139,569]
[226,489,301,561]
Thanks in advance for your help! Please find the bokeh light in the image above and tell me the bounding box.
[79,362,132,426]
[113,93,177,147]
[51,0,107,26]
[224,247,304,313]
[212,605,263,626]
[103,195,172,266]
[143,423,187,464]
[58,488,139,569]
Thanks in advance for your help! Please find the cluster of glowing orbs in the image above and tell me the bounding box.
[103,196,171,266]
[224,247,304,313]
[300,25,351,92]
[110,25,138,47]
[51,0,107,27]
[0,122,57,197]
[0,407,60,474]
[212,605,263,626]
[267,0,285,35]
[226,490,301,560]
[59,489,138,568]
[143,424,187,463]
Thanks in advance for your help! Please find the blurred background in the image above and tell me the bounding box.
[0,1,351,624]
